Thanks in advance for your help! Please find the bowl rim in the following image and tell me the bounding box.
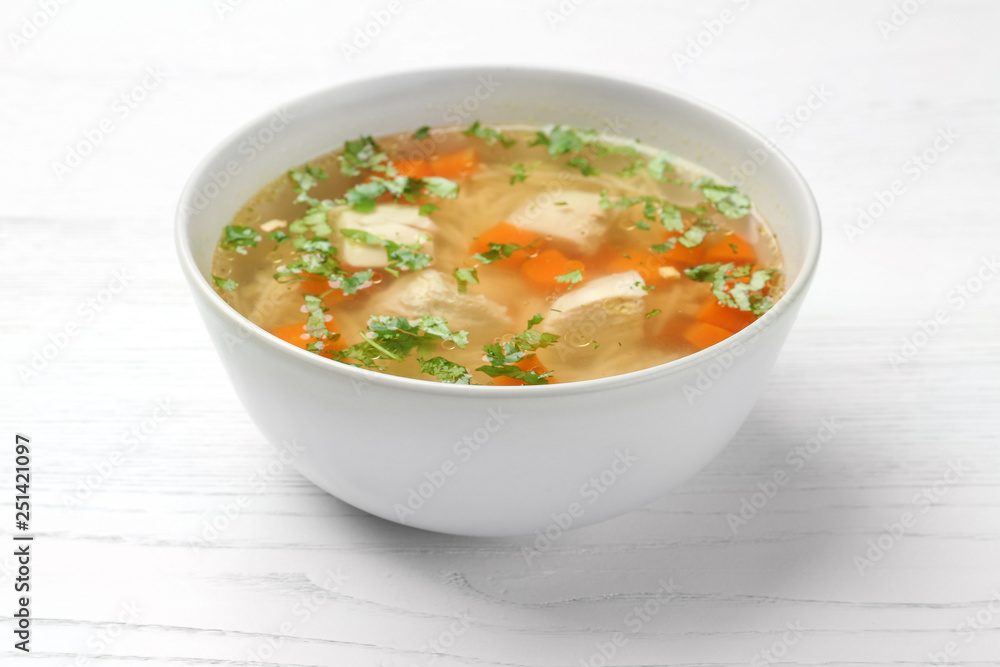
[175,64,822,398]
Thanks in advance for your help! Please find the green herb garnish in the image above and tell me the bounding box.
[268,230,290,244]
[454,267,479,294]
[694,178,751,218]
[684,262,776,316]
[471,239,539,264]
[340,229,432,277]
[220,225,261,254]
[212,275,238,290]
[419,357,472,384]
[463,121,515,148]
[336,315,469,370]
[567,156,598,176]
[616,160,646,178]
[647,152,675,181]
[475,315,559,385]
[509,161,538,185]
[599,190,685,233]
[554,269,583,285]
[338,136,387,177]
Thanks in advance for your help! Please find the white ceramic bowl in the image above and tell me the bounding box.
[176,66,821,537]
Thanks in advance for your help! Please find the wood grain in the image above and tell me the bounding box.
[2,0,999,665]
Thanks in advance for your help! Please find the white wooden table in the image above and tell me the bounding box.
[3,1,999,664]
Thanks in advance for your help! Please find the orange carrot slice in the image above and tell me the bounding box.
[270,318,345,352]
[393,158,434,179]
[696,297,756,333]
[469,222,543,266]
[520,249,585,291]
[683,321,732,350]
[603,247,678,284]
[657,233,705,267]
[704,233,757,264]
[491,356,555,386]
[429,147,479,179]
[297,273,357,305]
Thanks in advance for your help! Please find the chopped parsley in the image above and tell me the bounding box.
[531,125,585,157]
[616,159,646,178]
[454,267,479,294]
[335,269,375,295]
[335,315,469,370]
[339,229,432,277]
[220,225,261,254]
[476,315,559,385]
[677,221,716,248]
[529,125,638,176]
[289,166,329,202]
[463,121,516,148]
[509,161,538,185]
[300,294,341,354]
[421,176,460,199]
[554,269,583,285]
[599,190,684,232]
[647,151,675,181]
[339,174,459,213]
[566,156,598,177]
[414,126,430,140]
[645,309,662,319]
[419,356,472,384]
[268,230,290,244]
[694,178,751,219]
[684,262,776,316]
[338,136,387,177]
[212,275,238,290]
[471,239,539,264]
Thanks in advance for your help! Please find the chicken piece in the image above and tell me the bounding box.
[537,271,648,380]
[367,269,511,335]
[507,190,608,254]
[332,204,436,268]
